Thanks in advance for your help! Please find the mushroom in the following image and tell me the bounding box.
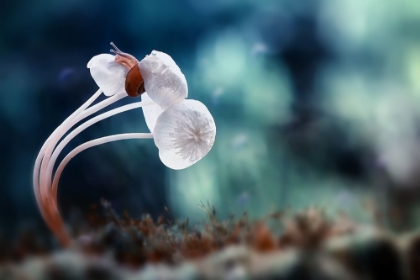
[138,50,188,108]
[33,44,212,246]
[154,99,216,170]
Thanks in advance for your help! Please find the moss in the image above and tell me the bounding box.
[1,200,418,279]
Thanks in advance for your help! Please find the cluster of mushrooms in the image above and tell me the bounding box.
[33,43,216,246]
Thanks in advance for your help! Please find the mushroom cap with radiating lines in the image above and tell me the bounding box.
[153,99,216,170]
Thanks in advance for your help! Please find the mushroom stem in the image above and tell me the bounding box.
[36,90,126,244]
[33,89,102,235]
[39,99,154,245]
[46,99,155,186]
[52,133,154,199]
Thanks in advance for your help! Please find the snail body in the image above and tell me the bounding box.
[110,42,145,97]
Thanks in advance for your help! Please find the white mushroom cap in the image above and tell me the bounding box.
[141,92,165,132]
[139,51,188,109]
[153,100,216,170]
[87,54,128,96]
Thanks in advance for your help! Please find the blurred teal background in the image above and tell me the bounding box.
[1,0,420,236]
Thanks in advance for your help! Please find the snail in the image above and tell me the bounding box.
[88,43,188,108]
[110,42,145,97]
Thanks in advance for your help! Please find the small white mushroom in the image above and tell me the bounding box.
[87,54,129,97]
[139,50,188,109]
[154,100,216,170]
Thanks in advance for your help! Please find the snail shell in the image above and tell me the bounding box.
[125,64,145,97]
